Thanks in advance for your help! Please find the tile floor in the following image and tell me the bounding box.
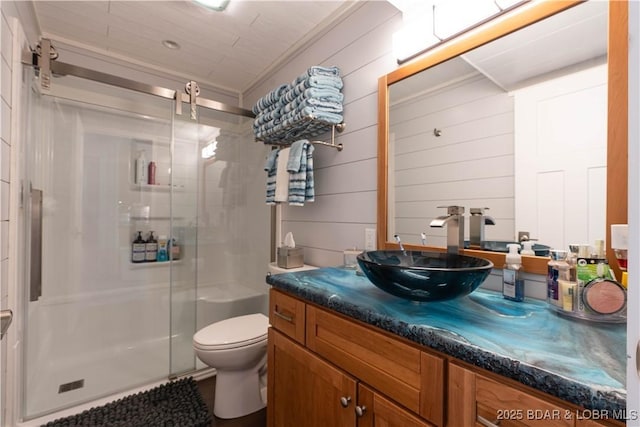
[197,376,266,427]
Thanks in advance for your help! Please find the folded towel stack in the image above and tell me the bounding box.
[253,66,344,144]
[264,140,315,206]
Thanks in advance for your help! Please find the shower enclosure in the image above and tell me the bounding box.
[16,47,270,421]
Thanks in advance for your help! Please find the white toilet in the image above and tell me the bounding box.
[193,313,269,419]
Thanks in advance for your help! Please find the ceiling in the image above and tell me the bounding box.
[33,0,353,94]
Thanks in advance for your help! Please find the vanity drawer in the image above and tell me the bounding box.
[475,374,574,427]
[269,289,306,345]
[306,305,444,426]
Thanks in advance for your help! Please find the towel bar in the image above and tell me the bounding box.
[257,121,345,151]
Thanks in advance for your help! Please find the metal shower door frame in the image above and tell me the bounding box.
[22,38,255,120]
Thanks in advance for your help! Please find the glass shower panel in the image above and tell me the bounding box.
[168,108,260,375]
[193,108,269,343]
[21,74,180,419]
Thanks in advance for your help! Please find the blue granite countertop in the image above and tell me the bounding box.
[266,267,626,413]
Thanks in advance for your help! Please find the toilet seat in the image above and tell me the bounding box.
[193,313,268,351]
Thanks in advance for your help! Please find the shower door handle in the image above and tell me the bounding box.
[30,188,43,302]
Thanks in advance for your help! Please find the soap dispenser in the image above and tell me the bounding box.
[521,241,535,256]
[132,231,146,263]
[503,243,524,302]
[145,231,158,262]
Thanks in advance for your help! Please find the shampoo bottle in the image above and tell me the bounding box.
[170,237,181,260]
[157,235,169,262]
[132,231,146,263]
[145,231,158,262]
[148,161,156,185]
[135,151,147,185]
[503,244,524,301]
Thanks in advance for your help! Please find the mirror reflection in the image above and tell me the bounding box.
[386,1,608,254]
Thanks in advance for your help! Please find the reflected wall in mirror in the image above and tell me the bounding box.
[378,1,628,275]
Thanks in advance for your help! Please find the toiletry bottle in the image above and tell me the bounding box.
[132,231,146,263]
[148,161,156,185]
[503,244,524,302]
[135,151,146,185]
[547,250,569,307]
[521,241,535,256]
[145,231,158,262]
[170,238,181,260]
[157,235,169,262]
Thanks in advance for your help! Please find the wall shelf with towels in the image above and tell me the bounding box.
[252,66,346,152]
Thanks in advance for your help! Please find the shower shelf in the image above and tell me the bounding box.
[130,216,186,221]
[129,260,182,269]
[130,183,185,192]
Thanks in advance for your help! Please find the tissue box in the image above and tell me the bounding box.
[277,246,304,269]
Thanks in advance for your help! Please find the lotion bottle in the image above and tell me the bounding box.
[503,243,524,301]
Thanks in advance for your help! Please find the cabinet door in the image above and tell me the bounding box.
[357,384,434,427]
[306,305,444,425]
[268,329,357,427]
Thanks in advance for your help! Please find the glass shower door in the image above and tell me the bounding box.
[168,108,201,376]
[20,71,197,420]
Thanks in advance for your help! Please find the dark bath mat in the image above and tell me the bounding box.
[42,377,211,427]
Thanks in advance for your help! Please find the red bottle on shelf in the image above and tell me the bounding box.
[148,161,156,185]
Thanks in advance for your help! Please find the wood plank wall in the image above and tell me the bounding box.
[244,1,403,267]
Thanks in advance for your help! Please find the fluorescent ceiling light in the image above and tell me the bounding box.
[193,0,229,12]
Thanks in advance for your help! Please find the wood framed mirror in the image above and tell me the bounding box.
[377,1,627,276]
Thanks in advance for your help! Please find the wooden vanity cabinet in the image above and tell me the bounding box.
[306,305,444,425]
[268,329,433,427]
[268,328,357,427]
[268,289,438,427]
[268,289,621,427]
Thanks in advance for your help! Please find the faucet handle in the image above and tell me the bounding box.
[518,231,538,242]
[470,207,490,215]
[437,205,465,215]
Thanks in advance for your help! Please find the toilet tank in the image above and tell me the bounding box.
[196,282,268,330]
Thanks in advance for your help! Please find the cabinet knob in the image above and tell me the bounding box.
[355,405,367,417]
[340,396,351,408]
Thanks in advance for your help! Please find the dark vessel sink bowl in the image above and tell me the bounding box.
[357,250,493,302]
[464,240,550,257]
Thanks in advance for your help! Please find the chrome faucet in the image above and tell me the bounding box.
[469,207,496,249]
[430,206,465,254]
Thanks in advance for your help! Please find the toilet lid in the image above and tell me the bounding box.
[193,313,268,350]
